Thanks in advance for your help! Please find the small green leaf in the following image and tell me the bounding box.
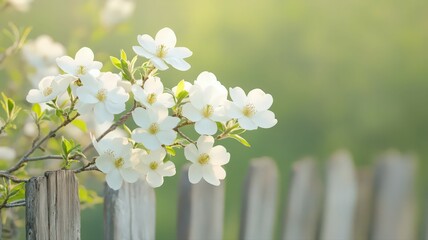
[216,122,226,132]
[7,98,15,114]
[175,80,185,96]
[72,119,87,132]
[110,56,122,70]
[165,146,176,156]
[228,134,251,147]
[120,49,127,61]
[32,103,42,118]
[176,90,188,104]
[8,182,25,202]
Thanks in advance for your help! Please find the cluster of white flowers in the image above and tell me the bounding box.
[25,27,277,190]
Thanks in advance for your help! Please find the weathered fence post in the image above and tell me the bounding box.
[104,179,156,240]
[353,168,374,240]
[177,164,225,240]
[282,158,322,240]
[320,150,357,240]
[25,170,80,240]
[239,157,278,240]
[370,152,417,240]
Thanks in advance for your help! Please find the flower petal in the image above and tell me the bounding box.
[182,103,202,122]
[184,144,198,163]
[195,118,217,135]
[167,47,192,58]
[26,90,45,103]
[146,171,164,188]
[75,47,94,65]
[94,103,114,123]
[247,89,273,111]
[106,170,123,190]
[213,165,226,180]
[229,87,247,107]
[197,135,215,154]
[253,110,278,129]
[155,27,177,48]
[142,133,162,150]
[238,117,258,130]
[156,130,176,146]
[159,161,176,177]
[132,108,151,129]
[95,154,115,173]
[150,57,169,71]
[120,168,140,183]
[76,87,98,104]
[159,116,180,130]
[137,34,157,54]
[133,46,154,59]
[209,146,230,165]
[202,166,221,186]
[56,56,77,75]
[188,164,203,184]
[164,57,191,71]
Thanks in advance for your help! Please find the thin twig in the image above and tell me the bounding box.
[3,200,26,209]
[0,172,27,183]
[26,155,63,161]
[1,114,79,174]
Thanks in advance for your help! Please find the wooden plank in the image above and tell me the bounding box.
[26,176,48,240]
[371,152,417,240]
[239,157,278,240]
[353,168,374,240]
[26,170,80,240]
[281,158,321,240]
[104,179,156,240]
[321,150,357,240]
[177,165,225,240]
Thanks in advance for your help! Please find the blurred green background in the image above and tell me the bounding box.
[1,0,428,239]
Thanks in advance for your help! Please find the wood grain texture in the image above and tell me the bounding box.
[239,157,278,240]
[26,170,80,240]
[177,165,225,240]
[321,150,357,240]
[282,158,321,240]
[371,152,417,240]
[104,180,156,240]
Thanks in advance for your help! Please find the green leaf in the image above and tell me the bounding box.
[110,56,122,70]
[71,119,87,132]
[120,49,127,61]
[8,182,25,202]
[7,98,15,114]
[175,80,185,96]
[176,90,188,104]
[32,103,42,118]
[165,146,176,156]
[216,122,226,132]
[228,134,251,147]
[79,185,103,207]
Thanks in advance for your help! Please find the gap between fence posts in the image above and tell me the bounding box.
[177,164,225,240]
[25,170,80,240]
[104,179,156,240]
[282,158,321,240]
[370,152,417,240]
[239,157,278,240]
[320,150,357,240]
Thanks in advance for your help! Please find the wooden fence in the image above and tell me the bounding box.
[12,150,425,239]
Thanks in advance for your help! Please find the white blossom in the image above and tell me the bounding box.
[56,47,102,81]
[92,135,139,190]
[0,146,16,162]
[225,87,277,130]
[22,35,66,70]
[131,76,174,109]
[101,0,135,28]
[184,135,230,186]
[7,0,33,12]
[131,107,179,150]
[182,72,229,135]
[26,74,75,103]
[75,72,129,123]
[133,148,175,188]
[133,27,192,71]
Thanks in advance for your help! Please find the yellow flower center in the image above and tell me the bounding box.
[156,45,168,58]
[198,153,210,165]
[96,89,107,102]
[43,87,53,96]
[147,93,157,105]
[77,65,86,75]
[149,161,159,170]
[202,105,214,118]
[148,123,160,134]
[242,104,256,117]
[114,158,124,168]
